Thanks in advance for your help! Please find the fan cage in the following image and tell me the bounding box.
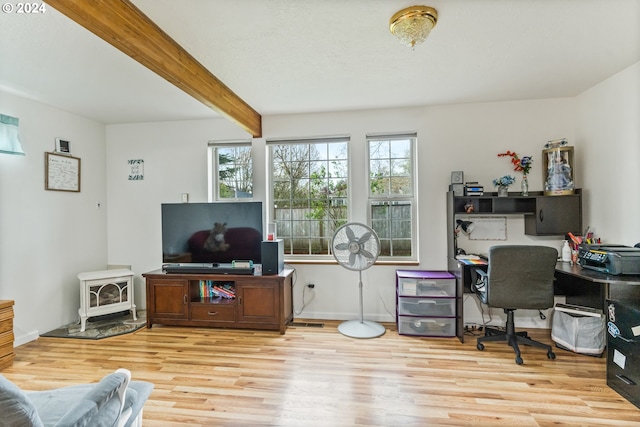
[331,222,380,271]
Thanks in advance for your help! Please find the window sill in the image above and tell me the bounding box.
[284,259,419,266]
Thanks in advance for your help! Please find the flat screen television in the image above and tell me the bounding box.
[161,202,263,264]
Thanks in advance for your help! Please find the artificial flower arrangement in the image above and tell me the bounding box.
[492,175,515,188]
[498,150,533,175]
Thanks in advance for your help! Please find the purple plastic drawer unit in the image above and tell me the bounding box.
[396,270,456,337]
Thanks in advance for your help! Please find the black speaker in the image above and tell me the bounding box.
[261,239,284,275]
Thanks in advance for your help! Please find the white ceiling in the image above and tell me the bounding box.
[1,0,639,127]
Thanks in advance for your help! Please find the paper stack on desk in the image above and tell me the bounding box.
[456,255,487,265]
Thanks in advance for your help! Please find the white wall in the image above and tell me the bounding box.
[6,59,636,344]
[576,61,640,246]
[0,90,107,345]
[105,119,250,309]
[106,98,577,328]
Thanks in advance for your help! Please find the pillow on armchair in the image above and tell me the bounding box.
[0,369,131,427]
[188,227,262,263]
[0,374,44,427]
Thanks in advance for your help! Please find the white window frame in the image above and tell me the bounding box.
[266,135,350,260]
[366,132,418,261]
[207,140,253,202]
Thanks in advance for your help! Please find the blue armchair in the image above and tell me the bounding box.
[0,368,153,427]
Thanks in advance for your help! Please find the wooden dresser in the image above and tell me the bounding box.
[0,300,15,370]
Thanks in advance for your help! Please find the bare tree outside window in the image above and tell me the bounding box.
[270,139,348,256]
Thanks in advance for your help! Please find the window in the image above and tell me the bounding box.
[367,133,417,260]
[268,136,349,257]
[208,140,253,200]
[0,114,25,156]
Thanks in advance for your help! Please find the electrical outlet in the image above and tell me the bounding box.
[307,283,315,289]
[181,193,189,203]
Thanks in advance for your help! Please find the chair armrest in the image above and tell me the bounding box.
[53,370,130,427]
[122,381,154,427]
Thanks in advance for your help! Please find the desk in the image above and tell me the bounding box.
[456,260,640,308]
[451,258,640,341]
[554,262,640,310]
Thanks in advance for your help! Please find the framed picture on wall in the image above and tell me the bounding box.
[45,152,81,192]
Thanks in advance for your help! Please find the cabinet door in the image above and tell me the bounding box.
[525,196,581,235]
[236,281,279,323]
[148,279,189,320]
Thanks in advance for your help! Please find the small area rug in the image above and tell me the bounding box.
[41,310,146,340]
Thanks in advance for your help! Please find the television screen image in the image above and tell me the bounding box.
[161,202,263,264]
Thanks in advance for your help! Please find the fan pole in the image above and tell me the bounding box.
[337,269,386,339]
[358,270,364,324]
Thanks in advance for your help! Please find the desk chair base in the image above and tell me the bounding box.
[477,309,556,365]
[484,326,528,338]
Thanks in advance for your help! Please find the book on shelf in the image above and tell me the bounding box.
[465,191,484,196]
[199,280,218,299]
[213,285,235,299]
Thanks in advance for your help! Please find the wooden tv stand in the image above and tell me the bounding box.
[143,268,293,334]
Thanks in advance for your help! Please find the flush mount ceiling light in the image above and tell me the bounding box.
[389,5,438,49]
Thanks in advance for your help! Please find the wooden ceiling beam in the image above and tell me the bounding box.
[45,0,262,137]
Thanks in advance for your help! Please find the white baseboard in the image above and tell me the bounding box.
[295,312,396,323]
[15,330,39,347]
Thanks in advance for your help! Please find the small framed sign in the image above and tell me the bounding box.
[128,159,144,180]
[55,138,71,154]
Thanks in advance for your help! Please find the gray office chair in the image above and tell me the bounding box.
[473,245,558,365]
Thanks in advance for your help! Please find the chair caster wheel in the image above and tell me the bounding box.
[477,343,484,351]
[547,351,556,360]
[516,356,523,365]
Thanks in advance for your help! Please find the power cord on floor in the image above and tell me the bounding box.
[464,324,484,337]
[463,292,494,331]
[287,264,318,316]
[379,292,396,321]
[294,284,315,316]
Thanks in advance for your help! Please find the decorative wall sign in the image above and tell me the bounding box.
[128,159,144,180]
[45,152,81,192]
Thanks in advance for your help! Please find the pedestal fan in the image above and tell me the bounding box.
[331,222,385,338]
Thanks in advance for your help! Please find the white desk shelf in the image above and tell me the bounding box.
[77,269,136,332]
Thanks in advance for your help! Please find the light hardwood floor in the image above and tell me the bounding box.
[3,321,640,426]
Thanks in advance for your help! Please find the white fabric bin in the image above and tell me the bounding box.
[551,305,605,355]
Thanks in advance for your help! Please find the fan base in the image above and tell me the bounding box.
[338,320,386,339]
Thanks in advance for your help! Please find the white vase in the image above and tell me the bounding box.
[498,186,509,197]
